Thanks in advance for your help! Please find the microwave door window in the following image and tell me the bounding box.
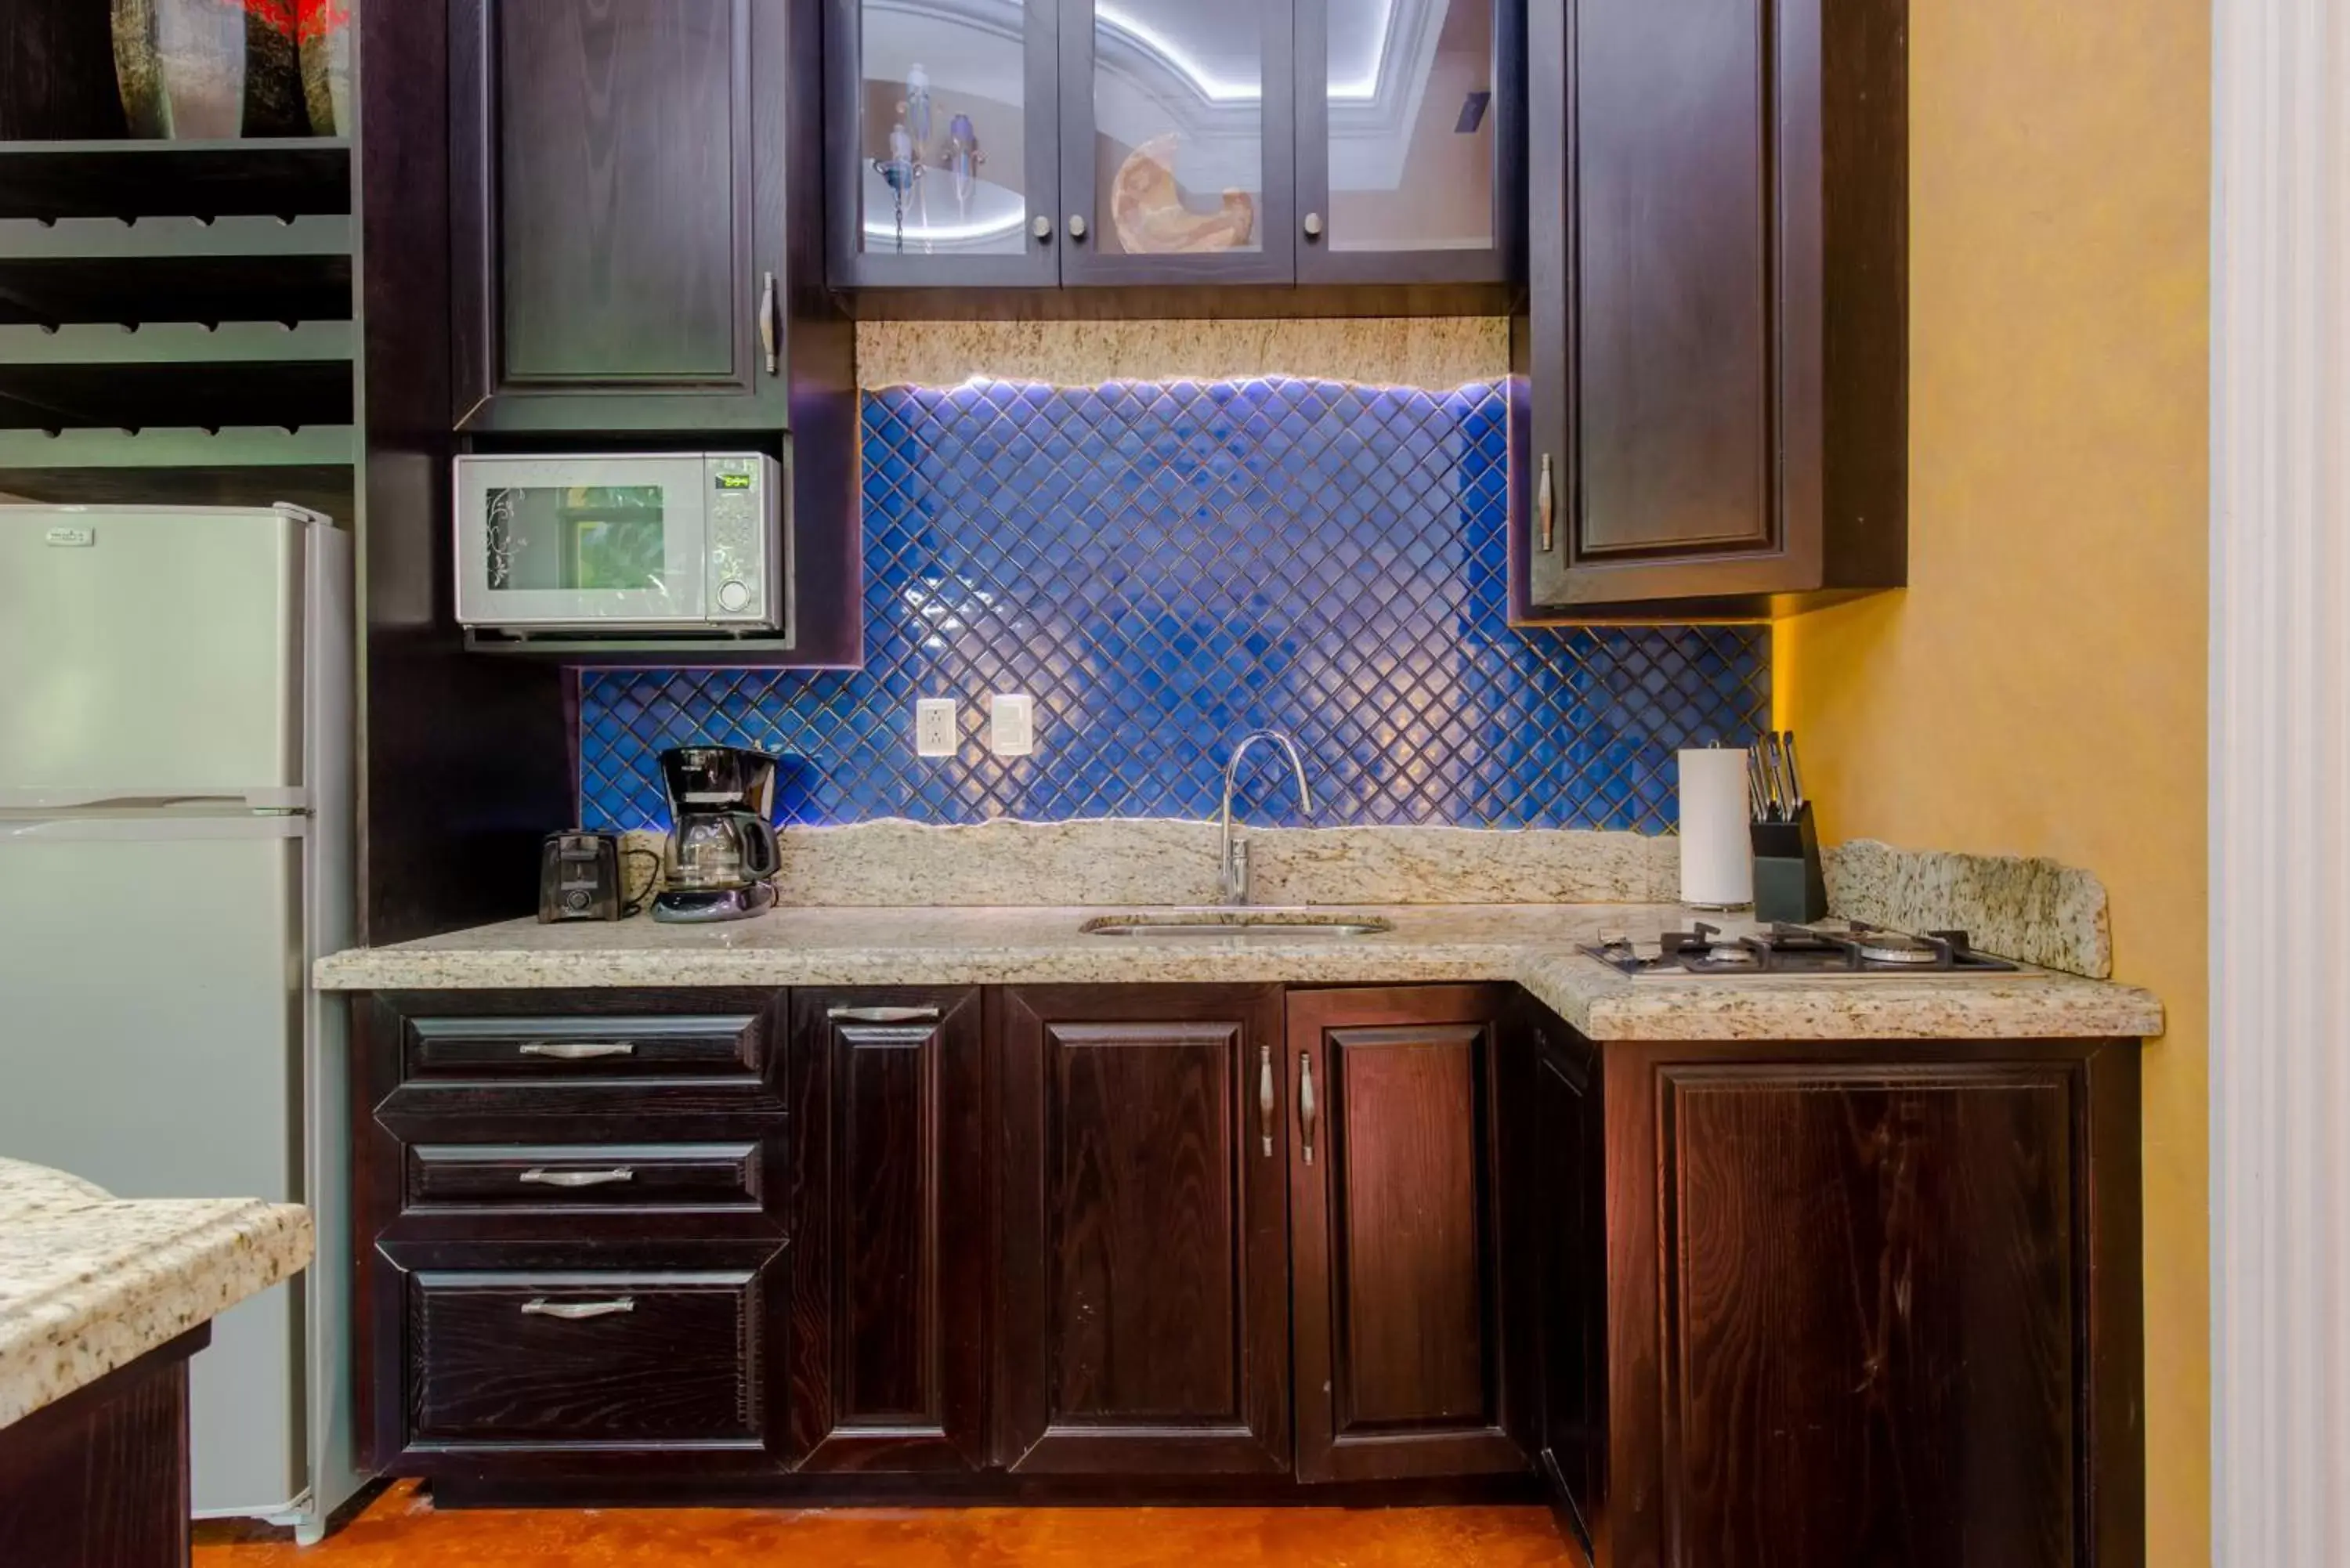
[488,486,673,607]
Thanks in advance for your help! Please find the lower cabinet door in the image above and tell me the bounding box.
[1286,986,1525,1482]
[400,1252,785,1469]
[995,985,1292,1475]
[786,988,987,1472]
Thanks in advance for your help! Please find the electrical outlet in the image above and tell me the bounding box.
[915,698,957,757]
[989,693,1036,756]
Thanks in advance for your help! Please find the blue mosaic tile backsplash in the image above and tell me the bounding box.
[578,378,1770,834]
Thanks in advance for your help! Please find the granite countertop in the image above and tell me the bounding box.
[314,902,2164,1043]
[0,1159,312,1429]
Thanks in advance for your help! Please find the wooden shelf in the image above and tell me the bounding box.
[0,424,356,518]
[0,139,352,222]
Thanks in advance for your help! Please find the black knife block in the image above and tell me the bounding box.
[1751,804,1828,924]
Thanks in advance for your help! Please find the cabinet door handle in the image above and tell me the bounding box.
[1258,1045,1275,1157]
[1067,214,1088,241]
[1298,1052,1318,1167]
[1303,211,1324,240]
[518,1167,635,1188]
[826,1005,942,1024]
[1031,214,1054,242]
[519,1040,636,1060]
[759,269,779,376]
[520,1298,635,1321]
[1537,453,1556,554]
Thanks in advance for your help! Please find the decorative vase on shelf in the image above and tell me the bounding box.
[299,0,355,138]
[112,0,307,139]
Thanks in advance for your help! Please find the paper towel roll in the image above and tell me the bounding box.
[1678,746,1754,909]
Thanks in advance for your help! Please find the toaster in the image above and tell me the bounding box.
[538,831,625,923]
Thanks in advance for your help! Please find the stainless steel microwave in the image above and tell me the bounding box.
[454,451,790,634]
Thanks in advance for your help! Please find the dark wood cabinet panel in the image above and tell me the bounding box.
[450,0,815,431]
[1520,1000,1601,1559]
[1288,987,1522,1483]
[403,1257,781,1455]
[0,1328,202,1568]
[996,985,1291,1475]
[1519,0,1906,619]
[787,988,988,1472]
[1599,1038,2144,1568]
[495,0,744,385]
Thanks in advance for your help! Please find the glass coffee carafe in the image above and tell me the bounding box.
[653,746,783,923]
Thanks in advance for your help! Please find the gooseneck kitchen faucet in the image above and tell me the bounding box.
[1218,730,1314,905]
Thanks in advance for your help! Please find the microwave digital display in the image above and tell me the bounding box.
[715,473,754,490]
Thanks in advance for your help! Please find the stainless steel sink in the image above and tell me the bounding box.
[1080,912,1395,939]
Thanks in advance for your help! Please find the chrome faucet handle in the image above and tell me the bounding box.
[1227,838,1253,905]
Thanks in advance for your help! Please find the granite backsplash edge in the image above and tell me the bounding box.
[606,820,2113,980]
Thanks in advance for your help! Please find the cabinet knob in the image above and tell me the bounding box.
[1303,211,1324,240]
[1031,214,1054,242]
[1068,214,1088,241]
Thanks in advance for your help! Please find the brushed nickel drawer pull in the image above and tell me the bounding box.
[1537,453,1556,554]
[519,1040,636,1060]
[520,1298,634,1321]
[826,1005,942,1024]
[758,269,779,375]
[1299,1052,1318,1167]
[518,1167,635,1188]
[1259,1045,1276,1157]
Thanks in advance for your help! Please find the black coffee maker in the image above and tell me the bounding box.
[653,746,782,923]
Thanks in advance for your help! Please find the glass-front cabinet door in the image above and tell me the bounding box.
[1055,0,1296,285]
[826,0,1064,286]
[1295,0,1517,284]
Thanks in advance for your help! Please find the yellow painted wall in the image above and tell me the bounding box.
[1775,0,2210,1558]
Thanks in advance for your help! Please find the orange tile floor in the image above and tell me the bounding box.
[193,1482,1574,1566]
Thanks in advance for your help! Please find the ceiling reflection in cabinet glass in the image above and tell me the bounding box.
[859,0,1035,255]
[1326,0,1493,251]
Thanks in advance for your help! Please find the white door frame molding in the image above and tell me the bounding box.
[2211,1,2350,1563]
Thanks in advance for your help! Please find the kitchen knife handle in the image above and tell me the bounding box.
[519,1167,635,1188]
[520,1298,634,1321]
[519,1040,636,1060]
[826,1005,942,1024]
[1781,732,1807,811]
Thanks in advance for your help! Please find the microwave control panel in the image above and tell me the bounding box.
[705,454,774,625]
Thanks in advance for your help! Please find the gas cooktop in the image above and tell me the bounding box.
[1582,920,2021,977]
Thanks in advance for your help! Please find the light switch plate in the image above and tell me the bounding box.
[989,693,1036,756]
[915,698,957,757]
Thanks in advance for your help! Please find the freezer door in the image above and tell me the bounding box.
[0,506,307,806]
[0,816,306,1514]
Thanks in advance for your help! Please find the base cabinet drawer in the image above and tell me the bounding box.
[402,1259,780,1461]
[405,1143,765,1213]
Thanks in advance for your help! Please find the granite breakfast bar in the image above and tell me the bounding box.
[0,1159,310,1566]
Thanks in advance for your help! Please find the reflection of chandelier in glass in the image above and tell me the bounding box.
[873,63,989,254]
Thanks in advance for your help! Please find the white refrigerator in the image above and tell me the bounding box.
[0,504,363,1541]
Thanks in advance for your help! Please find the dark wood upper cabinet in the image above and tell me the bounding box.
[994,985,1292,1476]
[786,988,989,1472]
[826,0,1521,305]
[1286,987,1524,1483]
[1517,0,1907,620]
[451,0,808,431]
